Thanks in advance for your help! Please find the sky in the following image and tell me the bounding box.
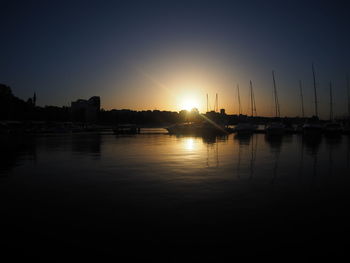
[1,0,350,118]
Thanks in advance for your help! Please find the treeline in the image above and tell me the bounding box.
[0,83,200,125]
[99,109,204,125]
[1,83,322,125]
[100,109,178,125]
[0,84,71,121]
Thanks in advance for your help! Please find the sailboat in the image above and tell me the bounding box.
[265,71,285,135]
[235,81,258,134]
[303,64,323,134]
[324,82,342,134]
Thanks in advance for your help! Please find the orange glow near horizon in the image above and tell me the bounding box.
[102,86,275,116]
[99,55,289,117]
[179,97,199,111]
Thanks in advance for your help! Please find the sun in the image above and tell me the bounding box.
[180,97,199,111]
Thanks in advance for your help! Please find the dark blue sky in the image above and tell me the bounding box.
[1,0,349,117]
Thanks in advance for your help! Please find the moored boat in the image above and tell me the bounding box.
[266,122,285,135]
[235,80,258,135]
[265,71,285,135]
[167,121,230,136]
[235,122,258,134]
[302,121,323,135]
[324,122,342,135]
[323,82,342,135]
[113,124,140,134]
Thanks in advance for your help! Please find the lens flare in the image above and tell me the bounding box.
[180,97,199,111]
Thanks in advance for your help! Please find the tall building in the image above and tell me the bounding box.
[71,96,100,123]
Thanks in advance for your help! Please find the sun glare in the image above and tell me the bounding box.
[180,97,199,111]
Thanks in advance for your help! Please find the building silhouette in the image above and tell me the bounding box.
[71,96,100,123]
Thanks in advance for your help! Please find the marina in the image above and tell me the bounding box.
[2,0,350,259]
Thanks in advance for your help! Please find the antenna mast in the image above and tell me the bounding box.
[312,63,318,117]
[237,84,242,115]
[272,71,280,118]
[299,80,305,118]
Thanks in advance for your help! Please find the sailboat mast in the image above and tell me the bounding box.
[237,84,242,115]
[299,80,305,118]
[251,80,257,117]
[329,82,333,121]
[250,80,254,117]
[312,63,318,117]
[272,71,280,118]
[253,90,257,116]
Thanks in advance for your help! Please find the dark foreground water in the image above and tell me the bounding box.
[1,131,350,260]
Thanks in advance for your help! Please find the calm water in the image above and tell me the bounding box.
[1,131,350,259]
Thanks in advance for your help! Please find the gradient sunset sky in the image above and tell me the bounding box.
[1,0,349,118]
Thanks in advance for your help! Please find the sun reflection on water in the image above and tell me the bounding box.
[183,138,196,151]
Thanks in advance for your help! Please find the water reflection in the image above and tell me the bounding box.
[302,134,322,155]
[183,137,195,151]
[234,133,252,145]
[249,135,258,180]
[236,139,242,179]
[1,132,349,185]
[265,134,283,152]
[0,135,37,174]
[71,133,102,158]
[302,134,323,179]
[264,135,282,183]
[233,133,258,180]
[2,132,350,257]
[0,133,102,175]
[172,134,228,145]
[170,134,226,167]
[324,134,342,149]
[206,139,219,168]
[298,135,304,181]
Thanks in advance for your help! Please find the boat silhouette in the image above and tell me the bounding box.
[302,64,322,135]
[265,71,285,135]
[166,121,231,136]
[235,81,258,134]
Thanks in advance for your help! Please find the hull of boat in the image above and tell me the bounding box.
[113,126,139,134]
[167,124,230,136]
[303,129,322,136]
[324,123,343,135]
[235,123,257,134]
[266,128,285,136]
[302,123,323,135]
[265,123,285,135]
